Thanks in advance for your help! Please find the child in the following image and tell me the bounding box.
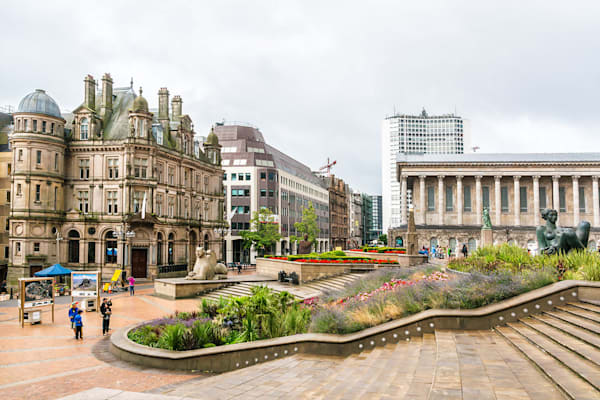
[68,302,79,337]
[74,310,84,340]
[128,276,135,296]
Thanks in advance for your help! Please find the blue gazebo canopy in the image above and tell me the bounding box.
[34,264,72,277]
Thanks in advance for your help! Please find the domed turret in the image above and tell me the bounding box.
[204,127,221,165]
[132,87,149,113]
[205,128,219,146]
[17,89,61,118]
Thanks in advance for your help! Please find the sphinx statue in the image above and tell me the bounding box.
[186,247,228,280]
[536,208,590,255]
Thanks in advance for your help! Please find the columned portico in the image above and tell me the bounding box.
[437,176,444,225]
[457,176,463,225]
[419,176,426,225]
[533,176,540,226]
[494,176,501,225]
[400,175,408,225]
[475,176,482,224]
[513,176,520,225]
[552,176,560,211]
[572,175,580,225]
[593,176,599,226]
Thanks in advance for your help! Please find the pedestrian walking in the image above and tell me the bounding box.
[462,244,468,258]
[68,302,79,337]
[128,275,135,296]
[237,263,242,274]
[100,298,112,335]
[74,310,84,340]
[447,247,451,259]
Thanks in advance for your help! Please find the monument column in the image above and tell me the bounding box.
[456,176,463,225]
[400,175,408,225]
[419,175,426,225]
[513,176,520,225]
[494,176,502,225]
[475,176,482,224]
[552,175,560,211]
[572,175,580,225]
[437,176,444,225]
[533,176,540,226]
[593,176,599,227]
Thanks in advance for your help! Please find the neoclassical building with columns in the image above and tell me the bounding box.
[390,153,600,253]
[8,74,224,289]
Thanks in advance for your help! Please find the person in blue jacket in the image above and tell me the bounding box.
[74,310,84,340]
[68,302,79,337]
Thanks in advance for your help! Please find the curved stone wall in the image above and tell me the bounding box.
[110,280,600,373]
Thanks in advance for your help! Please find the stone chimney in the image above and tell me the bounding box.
[158,88,169,120]
[171,95,182,120]
[100,73,113,121]
[84,74,95,110]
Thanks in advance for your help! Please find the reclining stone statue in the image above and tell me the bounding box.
[186,247,228,280]
[536,208,590,255]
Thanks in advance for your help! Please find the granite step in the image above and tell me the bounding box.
[546,310,600,335]
[532,313,600,349]
[507,322,600,392]
[569,301,600,315]
[520,317,600,366]
[496,325,600,399]
[556,305,600,324]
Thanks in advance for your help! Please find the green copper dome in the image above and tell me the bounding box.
[132,87,149,113]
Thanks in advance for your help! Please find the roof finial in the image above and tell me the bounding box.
[139,86,143,96]
[130,77,133,89]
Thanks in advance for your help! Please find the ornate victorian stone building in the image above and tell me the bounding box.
[391,153,600,253]
[8,74,224,289]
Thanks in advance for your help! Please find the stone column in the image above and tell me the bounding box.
[573,176,580,225]
[533,176,540,226]
[419,175,426,225]
[593,176,599,227]
[494,176,502,225]
[456,176,463,225]
[438,176,444,225]
[513,176,520,225]
[552,175,560,210]
[400,175,408,225]
[475,176,482,224]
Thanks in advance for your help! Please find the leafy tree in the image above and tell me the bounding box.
[291,202,320,245]
[379,234,388,245]
[240,208,281,255]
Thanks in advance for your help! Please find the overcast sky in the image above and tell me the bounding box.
[2,1,600,194]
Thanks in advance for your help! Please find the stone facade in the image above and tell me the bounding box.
[391,153,600,253]
[7,74,224,290]
[0,112,11,282]
[323,175,349,249]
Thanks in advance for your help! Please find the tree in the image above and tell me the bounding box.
[291,202,320,245]
[379,233,388,245]
[240,208,282,255]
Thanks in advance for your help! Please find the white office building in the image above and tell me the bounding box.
[381,109,470,232]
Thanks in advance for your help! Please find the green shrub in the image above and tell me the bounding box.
[156,323,185,350]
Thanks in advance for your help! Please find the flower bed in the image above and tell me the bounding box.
[265,250,399,264]
[352,246,407,254]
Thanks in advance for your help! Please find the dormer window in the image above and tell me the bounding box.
[80,118,89,140]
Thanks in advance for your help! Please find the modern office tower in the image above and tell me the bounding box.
[369,194,382,241]
[215,124,330,264]
[381,109,469,232]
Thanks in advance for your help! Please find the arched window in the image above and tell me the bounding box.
[157,233,163,265]
[80,118,89,140]
[68,230,80,263]
[204,234,209,251]
[168,233,175,264]
[467,238,477,252]
[105,231,117,264]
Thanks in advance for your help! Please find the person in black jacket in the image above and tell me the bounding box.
[100,298,112,335]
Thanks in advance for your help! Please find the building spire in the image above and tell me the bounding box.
[130,77,133,89]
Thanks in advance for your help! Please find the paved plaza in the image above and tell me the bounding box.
[2,277,598,399]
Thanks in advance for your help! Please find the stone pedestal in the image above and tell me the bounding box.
[481,228,493,247]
